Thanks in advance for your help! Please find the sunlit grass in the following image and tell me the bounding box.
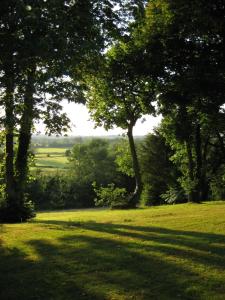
[35,156,69,169]
[32,147,70,172]
[1,202,225,299]
[34,147,69,154]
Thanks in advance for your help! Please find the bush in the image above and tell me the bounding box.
[141,183,166,206]
[161,187,187,204]
[210,172,225,200]
[26,175,96,210]
[93,182,128,209]
[65,149,71,157]
[0,196,35,223]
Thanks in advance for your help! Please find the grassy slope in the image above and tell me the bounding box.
[1,202,225,300]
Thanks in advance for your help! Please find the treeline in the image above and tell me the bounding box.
[31,135,123,148]
[27,130,225,211]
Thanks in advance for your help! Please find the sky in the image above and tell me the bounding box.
[54,101,162,136]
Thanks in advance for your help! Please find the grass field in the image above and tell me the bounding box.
[1,202,225,299]
[33,147,70,173]
[35,148,68,154]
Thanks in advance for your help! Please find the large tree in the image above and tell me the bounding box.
[132,0,225,202]
[0,0,130,222]
[86,41,155,207]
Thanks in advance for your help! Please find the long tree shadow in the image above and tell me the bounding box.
[35,219,225,268]
[1,219,225,299]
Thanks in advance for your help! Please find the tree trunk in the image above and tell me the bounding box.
[185,140,197,203]
[201,179,209,201]
[4,68,16,206]
[15,65,36,202]
[127,124,143,207]
[201,137,210,201]
[194,122,202,202]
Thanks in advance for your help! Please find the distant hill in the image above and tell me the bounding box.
[31,135,144,148]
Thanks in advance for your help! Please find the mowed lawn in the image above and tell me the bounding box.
[1,203,225,300]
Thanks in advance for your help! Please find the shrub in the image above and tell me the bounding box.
[0,195,35,223]
[93,182,128,208]
[26,175,96,210]
[65,149,71,157]
[141,183,166,206]
[161,186,186,204]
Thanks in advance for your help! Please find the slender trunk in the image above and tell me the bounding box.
[4,68,16,205]
[185,140,196,203]
[202,180,209,201]
[127,124,143,207]
[194,122,202,202]
[15,65,36,200]
[201,137,210,201]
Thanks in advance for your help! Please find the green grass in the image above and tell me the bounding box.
[1,202,225,299]
[34,147,68,154]
[32,147,70,173]
[35,156,69,169]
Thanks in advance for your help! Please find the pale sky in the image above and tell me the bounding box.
[59,101,162,136]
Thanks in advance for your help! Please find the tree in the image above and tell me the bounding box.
[160,109,225,202]
[0,0,129,222]
[86,41,155,207]
[69,139,117,186]
[139,129,182,205]
[132,0,225,202]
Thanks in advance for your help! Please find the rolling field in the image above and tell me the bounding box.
[32,147,70,173]
[1,202,225,299]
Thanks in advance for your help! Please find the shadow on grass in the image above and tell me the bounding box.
[0,246,97,300]
[1,219,225,299]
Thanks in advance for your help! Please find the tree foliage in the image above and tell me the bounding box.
[131,0,225,203]
[86,40,156,207]
[0,0,139,222]
[139,129,182,205]
[69,139,116,185]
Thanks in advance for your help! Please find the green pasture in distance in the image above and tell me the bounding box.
[30,167,67,175]
[32,147,71,173]
[1,202,225,299]
[34,147,69,154]
[35,156,69,169]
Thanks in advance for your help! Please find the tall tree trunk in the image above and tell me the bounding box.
[185,139,196,203]
[201,137,210,201]
[127,124,143,207]
[201,180,209,201]
[4,68,16,207]
[15,65,36,202]
[194,122,202,202]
